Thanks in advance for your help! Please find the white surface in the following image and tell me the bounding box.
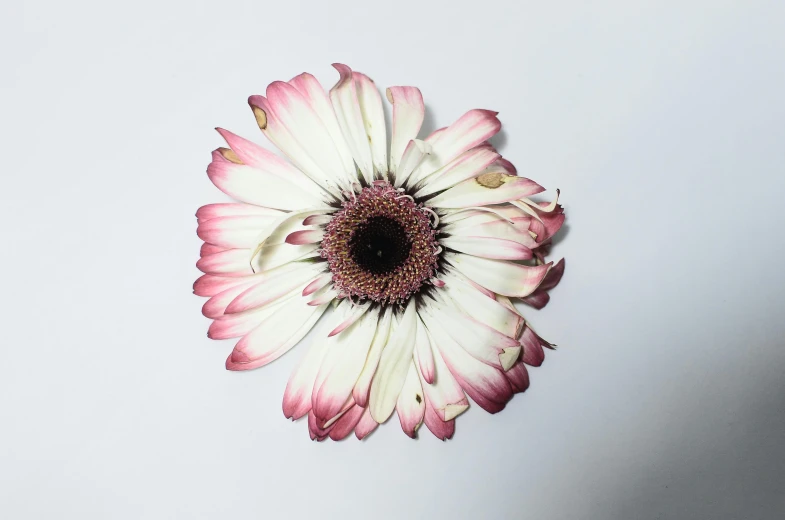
[2,1,784,518]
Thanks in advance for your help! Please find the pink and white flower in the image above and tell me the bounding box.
[194,64,566,441]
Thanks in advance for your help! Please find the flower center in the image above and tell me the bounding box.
[321,181,439,305]
[349,216,412,275]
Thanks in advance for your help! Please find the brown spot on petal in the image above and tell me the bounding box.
[251,105,268,130]
[218,147,242,164]
[385,88,394,103]
[476,172,505,188]
[415,394,422,403]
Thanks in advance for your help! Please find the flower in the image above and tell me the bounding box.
[194,64,566,441]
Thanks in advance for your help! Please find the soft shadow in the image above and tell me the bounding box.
[586,370,785,519]
[420,105,439,138]
[488,129,508,153]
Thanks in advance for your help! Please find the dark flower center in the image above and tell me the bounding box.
[320,180,439,305]
[349,216,412,275]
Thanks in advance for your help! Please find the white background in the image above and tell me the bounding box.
[2,1,784,518]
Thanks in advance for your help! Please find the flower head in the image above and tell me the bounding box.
[195,64,566,441]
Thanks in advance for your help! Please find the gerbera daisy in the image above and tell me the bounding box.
[194,64,566,441]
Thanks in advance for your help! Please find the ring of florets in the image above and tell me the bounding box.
[320,180,440,305]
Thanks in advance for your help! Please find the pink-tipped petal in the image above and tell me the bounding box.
[414,317,436,384]
[413,145,500,197]
[302,273,332,297]
[201,278,259,319]
[214,129,322,196]
[200,243,225,257]
[265,80,354,188]
[248,95,342,199]
[441,235,533,261]
[352,308,394,408]
[328,303,371,337]
[394,138,432,188]
[428,174,544,209]
[440,271,524,339]
[207,149,324,210]
[225,263,320,314]
[354,407,379,440]
[446,252,552,298]
[446,215,539,249]
[288,72,356,183]
[283,335,332,420]
[196,249,254,277]
[328,404,365,441]
[386,86,425,175]
[521,291,550,309]
[538,258,566,292]
[302,214,333,226]
[413,109,501,180]
[396,361,425,438]
[207,306,272,340]
[415,325,470,422]
[312,305,380,421]
[369,301,418,423]
[425,317,514,413]
[285,229,324,245]
[194,274,254,297]
[307,288,338,306]
[329,64,374,184]
[353,72,387,176]
[226,298,327,371]
[197,215,278,249]
[307,409,333,441]
[197,202,282,224]
[422,394,455,441]
[505,361,530,393]
[520,327,549,367]
[420,300,518,370]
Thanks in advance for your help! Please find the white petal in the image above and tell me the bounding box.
[395,361,425,438]
[283,334,332,420]
[225,262,322,314]
[386,86,425,175]
[394,139,432,188]
[411,109,501,181]
[328,301,372,337]
[197,214,280,249]
[207,297,289,340]
[439,271,524,339]
[424,316,513,413]
[420,299,518,370]
[445,252,552,298]
[207,149,326,210]
[369,301,418,423]
[329,64,374,184]
[444,213,538,249]
[287,72,357,187]
[352,306,394,407]
[196,202,283,224]
[499,346,522,371]
[226,297,328,371]
[412,145,499,197]
[254,243,319,273]
[414,316,436,384]
[354,72,387,177]
[216,129,327,198]
[311,304,380,421]
[440,235,533,260]
[415,320,469,422]
[248,208,332,272]
[248,95,344,199]
[428,173,544,209]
